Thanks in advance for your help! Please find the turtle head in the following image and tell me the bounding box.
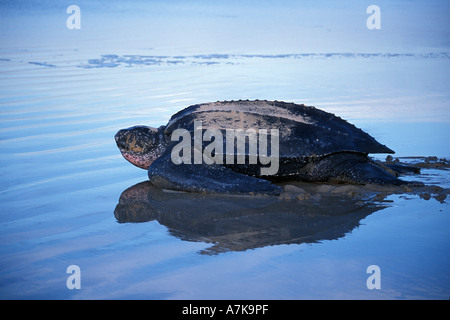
[115,125,166,169]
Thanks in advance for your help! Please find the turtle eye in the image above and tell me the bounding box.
[115,129,131,151]
[115,126,158,154]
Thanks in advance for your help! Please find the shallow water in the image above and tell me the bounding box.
[0,0,449,299]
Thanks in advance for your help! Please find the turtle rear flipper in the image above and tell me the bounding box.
[310,152,417,185]
[148,154,282,195]
[383,163,421,175]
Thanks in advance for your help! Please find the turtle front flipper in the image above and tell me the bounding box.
[148,154,282,195]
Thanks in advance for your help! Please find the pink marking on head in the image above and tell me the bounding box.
[122,152,152,169]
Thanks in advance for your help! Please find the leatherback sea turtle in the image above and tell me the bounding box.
[115,100,414,195]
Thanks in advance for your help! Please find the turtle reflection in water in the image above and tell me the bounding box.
[115,100,422,195]
[114,181,390,254]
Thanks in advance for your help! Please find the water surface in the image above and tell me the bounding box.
[0,0,449,299]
